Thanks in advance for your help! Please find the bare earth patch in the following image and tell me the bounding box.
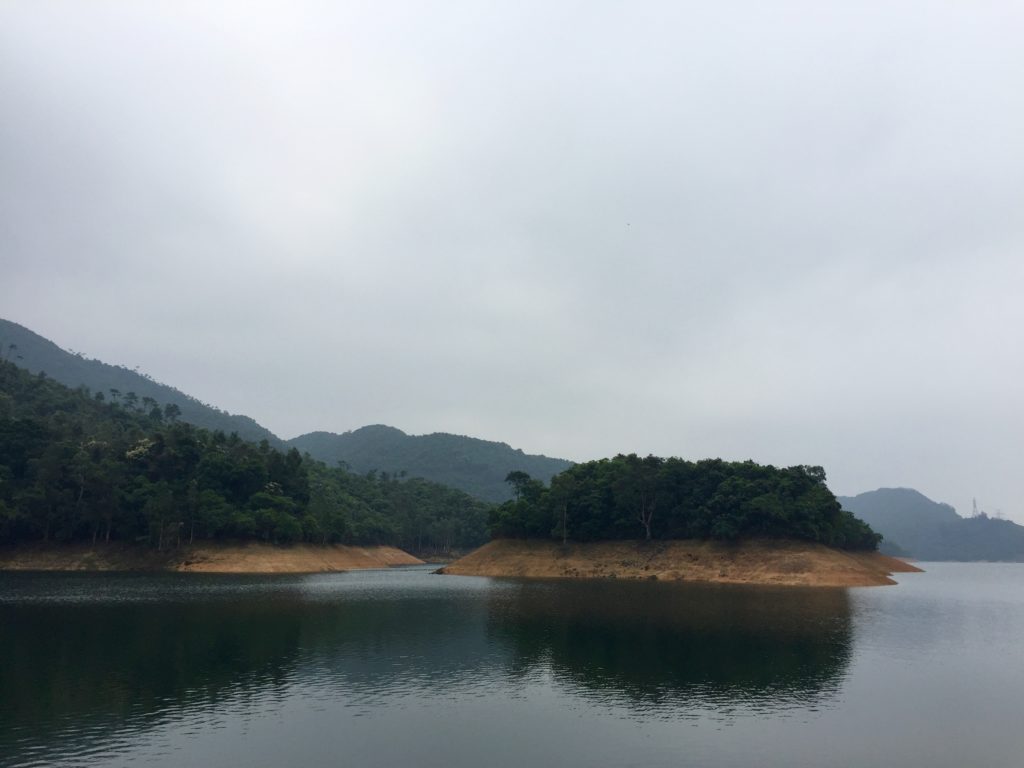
[0,542,423,574]
[440,539,921,587]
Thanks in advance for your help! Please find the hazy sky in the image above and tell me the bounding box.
[2,1,1022,521]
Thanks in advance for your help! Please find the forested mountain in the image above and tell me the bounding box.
[288,426,573,502]
[0,318,281,446]
[493,455,880,550]
[0,361,489,553]
[1,319,573,504]
[839,488,1024,561]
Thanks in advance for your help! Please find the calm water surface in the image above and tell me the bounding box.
[1,563,1022,767]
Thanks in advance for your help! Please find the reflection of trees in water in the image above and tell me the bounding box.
[0,573,499,765]
[1,598,303,752]
[486,580,853,712]
[0,573,854,765]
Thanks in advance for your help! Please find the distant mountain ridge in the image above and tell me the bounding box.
[839,488,1024,561]
[0,318,282,445]
[0,317,572,502]
[287,426,573,503]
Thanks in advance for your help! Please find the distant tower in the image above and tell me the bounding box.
[972,497,979,517]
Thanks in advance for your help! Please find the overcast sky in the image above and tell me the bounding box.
[2,1,1022,521]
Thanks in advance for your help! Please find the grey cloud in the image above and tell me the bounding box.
[1,0,1022,521]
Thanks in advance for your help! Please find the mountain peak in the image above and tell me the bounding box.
[840,487,1024,561]
[288,427,572,502]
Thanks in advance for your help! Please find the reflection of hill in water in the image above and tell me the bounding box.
[0,571,500,762]
[487,580,853,712]
[0,571,853,764]
[2,592,304,748]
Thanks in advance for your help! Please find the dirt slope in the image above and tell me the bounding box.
[440,539,921,587]
[0,542,423,573]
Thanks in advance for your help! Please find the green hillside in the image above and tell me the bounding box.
[1,318,574,504]
[0,360,489,554]
[839,488,1024,561]
[288,426,574,503]
[0,318,282,446]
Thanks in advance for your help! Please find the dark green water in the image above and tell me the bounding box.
[1,564,1022,767]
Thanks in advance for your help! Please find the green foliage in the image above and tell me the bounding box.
[305,463,490,553]
[489,455,881,551]
[0,361,490,553]
[1,318,570,505]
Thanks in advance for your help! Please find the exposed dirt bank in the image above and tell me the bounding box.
[440,539,922,587]
[0,542,423,573]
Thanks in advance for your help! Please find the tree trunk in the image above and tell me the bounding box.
[638,493,655,541]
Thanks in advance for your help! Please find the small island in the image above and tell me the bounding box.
[442,457,920,587]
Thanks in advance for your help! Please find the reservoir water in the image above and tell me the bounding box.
[1,563,1022,767]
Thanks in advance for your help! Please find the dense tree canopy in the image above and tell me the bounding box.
[0,361,488,553]
[490,454,881,550]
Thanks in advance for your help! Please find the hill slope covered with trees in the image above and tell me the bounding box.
[1,318,573,504]
[287,426,573,502]
[0,318,281,446]
[0,361,488,554]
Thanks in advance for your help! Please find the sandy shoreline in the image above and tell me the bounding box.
[0,542,423,574]
[440,538,922,587]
